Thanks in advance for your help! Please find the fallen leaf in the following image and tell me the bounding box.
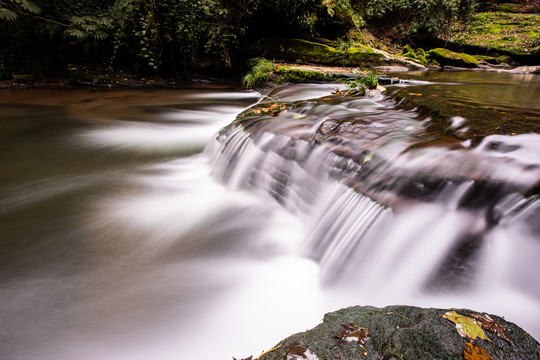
[362,153,373,165]
[286,342,319,360]
[441,311,491,342]
[468,313,513,345]
[287,342,307,357]
[464,342,493,360]
[347,328,370,345]
[340,323,357,332]
[333,322,370,353]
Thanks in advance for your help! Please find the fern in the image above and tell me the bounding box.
[0,8,17,21]
[16,0,40,14]
[66,28,87,39]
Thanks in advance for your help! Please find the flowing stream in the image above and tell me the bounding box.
[1,72,539,359]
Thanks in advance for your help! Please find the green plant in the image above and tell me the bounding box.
[241,57,274,88]
[333,78,366,96]
[362,69,378,89]
[363,0,479,41]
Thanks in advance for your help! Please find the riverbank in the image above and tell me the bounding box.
[0,65,241,90]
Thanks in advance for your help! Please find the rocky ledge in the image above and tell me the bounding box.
[252,305,540,360]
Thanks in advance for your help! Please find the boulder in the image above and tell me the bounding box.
[257,305,540,360]
[428,48,480,68]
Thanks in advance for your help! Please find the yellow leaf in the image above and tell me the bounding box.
[362,153,373,165]
[441,311,491,342]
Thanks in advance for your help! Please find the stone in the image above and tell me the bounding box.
[428,48,480,68]
[258,305,540,360]
[510,65,540,74]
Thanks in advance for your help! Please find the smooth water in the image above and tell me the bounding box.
[0,72,539,360]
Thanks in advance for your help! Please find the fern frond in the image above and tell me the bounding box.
[66,28,88,39]
[93,30,108,40]
[18,0,41,14]
[0,8,18,21]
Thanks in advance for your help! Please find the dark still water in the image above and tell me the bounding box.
[1,72,539,360]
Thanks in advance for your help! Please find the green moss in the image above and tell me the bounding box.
[274,66,329,83]
[346,45,374,54]
[400,45,428,65]
[252,38,340,64]
[428,48,479,67]
[450,12,540,55]
[402,44,414,55]
[497,4,519,13]
[496,54,513,64]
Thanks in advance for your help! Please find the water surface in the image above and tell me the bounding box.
[1,73,539,360]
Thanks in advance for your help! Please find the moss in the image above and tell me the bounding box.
[449,12,540,55]
[274,66,329,83]
[428,48,479,68]
[346,45,374,54]
[252,38,340,64]
[496,54,513,64]
[402,44,414,55]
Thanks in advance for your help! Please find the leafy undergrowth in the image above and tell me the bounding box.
[450,12,540,54]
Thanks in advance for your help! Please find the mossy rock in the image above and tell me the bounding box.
[427,48,479,68]
[496,54,514,65]
[473,54,499,64]
[251,38,341,65]
[258,305,540,360]
[251,38,427,70]
[274,66,331,83]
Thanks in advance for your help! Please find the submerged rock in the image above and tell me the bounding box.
[258,305,540,360]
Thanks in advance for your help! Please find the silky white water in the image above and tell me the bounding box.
[0,80,539,360]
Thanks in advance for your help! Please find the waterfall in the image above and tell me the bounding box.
[205,85,540,340]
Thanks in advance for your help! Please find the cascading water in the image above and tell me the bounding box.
[206,80,540,345]
[0,75,539,360]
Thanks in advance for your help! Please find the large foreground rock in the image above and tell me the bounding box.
[258,305,540,360]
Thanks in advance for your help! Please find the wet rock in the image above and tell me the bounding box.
[510,65,540,74]
[258,305,540,360]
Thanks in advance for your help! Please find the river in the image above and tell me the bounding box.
[1,71,539,359]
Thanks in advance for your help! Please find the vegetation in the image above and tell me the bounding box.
[361,0,479,41]
[401,45,429,66]
[428,48,480,67]
[449,11,540,55]
[0,0,485,78]
[332,70,379,96]
[241,57,275,88]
